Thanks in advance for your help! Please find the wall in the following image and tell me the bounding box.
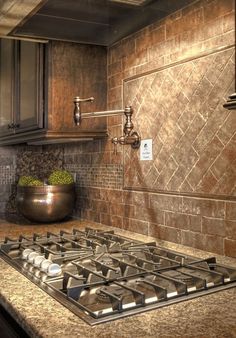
[65,0,236,258]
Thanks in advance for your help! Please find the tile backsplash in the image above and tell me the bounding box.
[123,46,235,196]
[0,0,235,257]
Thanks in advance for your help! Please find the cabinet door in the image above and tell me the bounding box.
[16,40,44,132]
[0,39,14,136]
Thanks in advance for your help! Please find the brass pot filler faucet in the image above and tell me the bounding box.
[73,96,141,149]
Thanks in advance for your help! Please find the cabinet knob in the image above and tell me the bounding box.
[7,123,20,129]
[7,123,14,129]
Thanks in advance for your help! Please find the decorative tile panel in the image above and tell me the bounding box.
[123,47,235,197]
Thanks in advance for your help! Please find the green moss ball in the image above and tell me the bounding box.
[18,176,44,186]
[48,170,74,185]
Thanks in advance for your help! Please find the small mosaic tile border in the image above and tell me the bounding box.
[64,164,123,189]
[0,165,16,185]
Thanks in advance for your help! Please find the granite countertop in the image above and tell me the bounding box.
[0,217,236,338]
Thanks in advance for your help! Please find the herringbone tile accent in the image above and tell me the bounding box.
[124,47,235,196]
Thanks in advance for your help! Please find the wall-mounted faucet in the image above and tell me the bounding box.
[73,96,141,149]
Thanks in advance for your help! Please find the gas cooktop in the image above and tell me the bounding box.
[0,227,236,325]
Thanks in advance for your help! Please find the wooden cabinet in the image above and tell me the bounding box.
[0,38,44,138]
[0,39,15,137]
[0,40,107,145]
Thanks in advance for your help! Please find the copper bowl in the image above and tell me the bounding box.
[16,184,75,223]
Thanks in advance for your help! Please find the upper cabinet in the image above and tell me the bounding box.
[0,39,14,137]
[17,41,44,132]
[0,39,107,145]
[0,38,44,138]
[0,39,43,136]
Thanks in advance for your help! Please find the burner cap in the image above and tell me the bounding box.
[163,270,193,282]
[95,285,124,302]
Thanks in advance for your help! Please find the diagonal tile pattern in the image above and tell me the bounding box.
[124,47,235,197]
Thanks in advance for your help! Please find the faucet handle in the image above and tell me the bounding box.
[73,96,94,125]
[74,96,94,103]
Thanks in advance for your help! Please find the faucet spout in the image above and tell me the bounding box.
[73,96,141,149]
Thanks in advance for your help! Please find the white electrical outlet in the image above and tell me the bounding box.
[140,139,153,161]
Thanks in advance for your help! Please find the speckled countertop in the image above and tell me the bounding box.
[0,216,236,338]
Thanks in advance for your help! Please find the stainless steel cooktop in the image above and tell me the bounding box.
[1,227,236,325]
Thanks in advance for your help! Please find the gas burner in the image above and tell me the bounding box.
[98,256,114,266]
[163,270,193,282]
[95,285,125,302]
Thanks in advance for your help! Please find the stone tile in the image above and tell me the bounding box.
[149,223,181,244]
[202,216,226,237]
[154,156,178,189]
[188,135,224,189]
[107,86,122,103]
[222,12,235,33]
[226,220,236,239]
[108,72,123,89]
[109,36,136,62]
[205,30,235,50]
[166,8,204,39]
[224,238,236,257]
[132,192,150,208]
[134,206,164,224]
[211,137,236,180]
[135,25,165,53]
[123,191,133,204]
[111,215,123,229]
[212,163,236,196]
[100,189,123,203]
[195,171,218,194]
[204,0,234,23]
[108,60,123,76]
[81,209,100,223]
[226,202,236,220]
[122,49,148,70]
[110,203,135,219]
[150,194,183,213]
[193,105,229,154]
[123,218,149,235]
[181,230,224,255]
[165,211,201,232]
[182,197,225,218]
[86,187,101,200]
[217,111,236,145]
[100,213,111,226]
[92,200,109,214]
